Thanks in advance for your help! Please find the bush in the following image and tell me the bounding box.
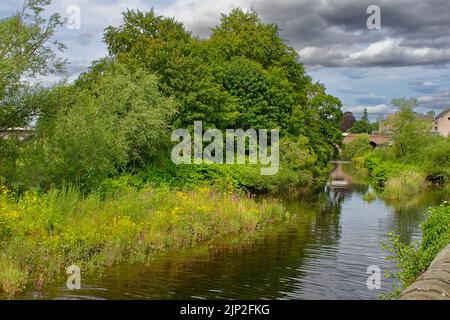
[341,134,372,160]
[383,202,450,298]
[8,65,177,192]
[420,138,450,180]
[362,155,417,186]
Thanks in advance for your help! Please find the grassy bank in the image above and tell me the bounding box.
[382,202,450,298]
[359,155,429,199]
[0,185,288,297]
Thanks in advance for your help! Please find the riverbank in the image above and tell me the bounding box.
[383,202,450,298]
[341,127,450,199]
[0,185,288,297]
[400,243,450,299]
[15,162,447,300]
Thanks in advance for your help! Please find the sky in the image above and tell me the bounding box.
[2,0,450,121]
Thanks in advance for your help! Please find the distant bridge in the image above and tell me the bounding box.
[342,134,392,147]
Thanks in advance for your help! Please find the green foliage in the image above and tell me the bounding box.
[348,97,449,198]
[349,109,372,134]
[383,170,427,199]
[101,8,342,164]
[340,134,372,160]
[362,154,419,186]
[108,143,320,196]
[390,98,432,159]
[0,184,288,297]
[7,65,177,191]
[382,202,450,298]
[1,6,342,194]
[420,137,450,180]
[0,0,65,130]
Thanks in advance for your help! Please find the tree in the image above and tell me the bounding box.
[14,64,177,190]
[341,111,356,132]
[101,8,342,165]
[0,0,66,130]
[390,98,432,158]
[349,108,372,134]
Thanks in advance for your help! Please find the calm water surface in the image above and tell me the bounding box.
[22,162,447,300]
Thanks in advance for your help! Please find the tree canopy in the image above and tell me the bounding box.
[0,0,65,130]
[99,8,342,164]
[1,5,343,191]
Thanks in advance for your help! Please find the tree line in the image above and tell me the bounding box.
[0,1,343,192]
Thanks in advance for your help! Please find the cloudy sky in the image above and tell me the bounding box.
[2,0,450,120]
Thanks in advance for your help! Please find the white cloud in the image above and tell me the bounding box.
[159,0,252,37]
[418,89,450,109]
[300,38,450,68]
[349,38,450,66]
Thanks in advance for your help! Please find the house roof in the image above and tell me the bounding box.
[436,108,450,119]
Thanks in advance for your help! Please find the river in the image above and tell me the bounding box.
[21,162,447,300]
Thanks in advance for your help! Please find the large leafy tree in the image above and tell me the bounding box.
[341,111,356,132]
[0,0,65,130]
[349,108,372,134]
[16,64,177,190]
[390,98,432,158]
[101,8,342,164]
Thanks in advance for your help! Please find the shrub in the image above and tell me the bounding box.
[382,202,450,298]
[340,134,372,160]
[420,138,450,180]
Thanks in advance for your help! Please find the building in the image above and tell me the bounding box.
[432,109,450,137]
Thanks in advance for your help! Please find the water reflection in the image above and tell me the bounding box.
[21,162,447,300]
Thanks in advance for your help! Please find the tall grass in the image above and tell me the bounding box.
[383,170,427,199]
[0,185,288,297]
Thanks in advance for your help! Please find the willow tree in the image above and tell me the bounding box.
[0,0,66,130]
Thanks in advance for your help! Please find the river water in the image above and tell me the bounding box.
[22,162,447,300]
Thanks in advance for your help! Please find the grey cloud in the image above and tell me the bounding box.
[162,0,450,68]
[409,80,440,94]
[418,89,450,109]
[354,96,389,106]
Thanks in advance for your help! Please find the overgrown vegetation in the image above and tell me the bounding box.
[345,98,450,199]
[382,202,450,298]
[341,100,450,298]
[340,134,373,160]
[0,184,288,297]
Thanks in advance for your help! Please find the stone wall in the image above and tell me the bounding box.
[399,244,450,300]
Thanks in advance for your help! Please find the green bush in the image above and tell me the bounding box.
[420,138,450,180]
[362,155,417,186]
[383,202,450,298]
[340,134,372,160]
